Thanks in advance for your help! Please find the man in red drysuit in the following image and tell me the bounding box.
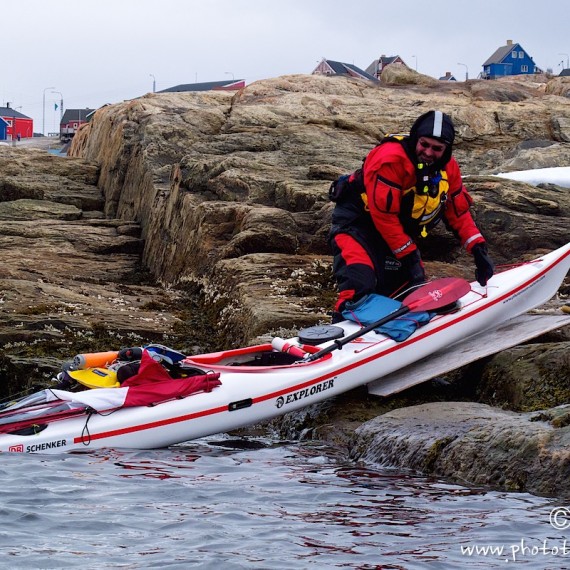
[328,110,494,316]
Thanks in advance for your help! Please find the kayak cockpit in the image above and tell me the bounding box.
[183,341,327,370]
[184,325,346,370]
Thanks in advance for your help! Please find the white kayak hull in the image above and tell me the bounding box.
[1,242,569,454]
[368,312,570,396]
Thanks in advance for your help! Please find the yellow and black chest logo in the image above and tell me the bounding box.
[402,169,449,236]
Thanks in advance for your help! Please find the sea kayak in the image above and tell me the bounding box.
[1,242,569,454]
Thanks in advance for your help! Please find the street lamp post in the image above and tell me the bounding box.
[457,62,469,81]
[51,91,63,125]
[224,71,234,81]
[42,86,54,136]
[411,55,417,71]
[51,91,63,139]
[150,74,156,93]
[559,53,569,69]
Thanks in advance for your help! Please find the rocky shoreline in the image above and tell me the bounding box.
[1,70,569,497]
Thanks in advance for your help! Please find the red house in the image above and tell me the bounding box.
[312,59,378,81]
[0,104,33,140]
[60,108,95,141]
[365,55,407,79]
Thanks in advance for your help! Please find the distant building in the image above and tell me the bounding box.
[439,72,457,81]
[365,55,407,79]
[482,39,542,79]
[312,59,378,82]
[0,105,33,140]
[158,80,245,93]
[560,69,570,77]
[60,108,95,142]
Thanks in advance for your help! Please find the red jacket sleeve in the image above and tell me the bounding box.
[363,145,418,258]
[443,159,485,253]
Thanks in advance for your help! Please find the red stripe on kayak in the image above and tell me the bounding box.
[74,404,228,443]
[75,249,568,445]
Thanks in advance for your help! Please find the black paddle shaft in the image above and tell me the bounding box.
[305,277,471,362]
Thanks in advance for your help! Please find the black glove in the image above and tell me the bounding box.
[401,249,426,287]
[472,243,494,286]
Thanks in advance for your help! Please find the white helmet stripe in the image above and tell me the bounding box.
[432,111,443,138]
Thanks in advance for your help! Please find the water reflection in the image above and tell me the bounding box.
[0,437,563,569]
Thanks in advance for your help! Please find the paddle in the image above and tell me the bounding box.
[306,277,471,362]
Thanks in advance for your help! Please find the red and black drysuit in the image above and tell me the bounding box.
[329,135,485,311]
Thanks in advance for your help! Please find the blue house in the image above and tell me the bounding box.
[0,117,7,140]
[482,39,542,79]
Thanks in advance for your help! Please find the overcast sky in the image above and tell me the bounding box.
[2,0,568,135]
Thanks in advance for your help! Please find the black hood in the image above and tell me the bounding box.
[407,110,455,167]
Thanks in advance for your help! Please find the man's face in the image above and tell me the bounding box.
[416,136,447,165]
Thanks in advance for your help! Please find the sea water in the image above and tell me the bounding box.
[0,437,567,569]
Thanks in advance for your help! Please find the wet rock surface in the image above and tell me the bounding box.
[0,146,204,394]
[351,401,570,499]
